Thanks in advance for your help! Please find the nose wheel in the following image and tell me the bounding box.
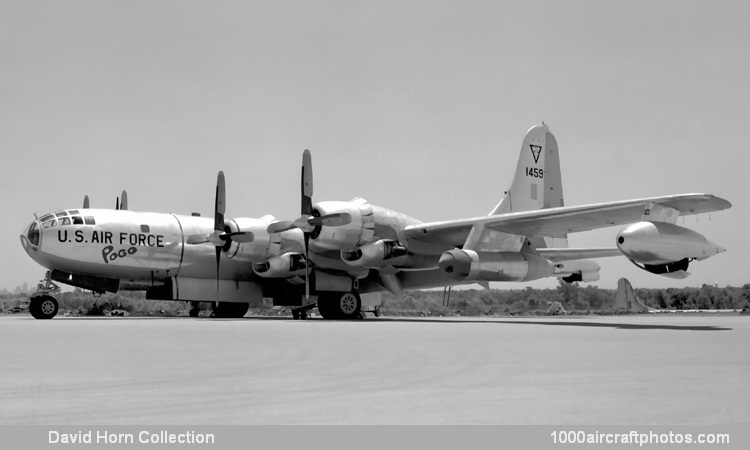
[29,271,61,319]
[29,295,59,319]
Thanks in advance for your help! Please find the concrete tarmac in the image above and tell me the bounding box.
[0,315,748,425]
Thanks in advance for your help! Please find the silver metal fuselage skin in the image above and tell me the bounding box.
[20,209,259,285]
[19,204,445,290]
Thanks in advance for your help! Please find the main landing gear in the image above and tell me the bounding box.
[29,271,61,320]
[210,301,250,318]
[316,291,363,320]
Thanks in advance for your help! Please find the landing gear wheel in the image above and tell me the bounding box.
[29,295,58,320]
[338,292,361,319]
[317,292,361,320]
[211,302,249,318]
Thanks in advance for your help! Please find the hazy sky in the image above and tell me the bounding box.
[1,1,748,291]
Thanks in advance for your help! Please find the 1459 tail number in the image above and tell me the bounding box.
[525,167,544,179]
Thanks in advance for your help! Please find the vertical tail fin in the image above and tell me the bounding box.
[490,124,567,248]
[490,123,564,215]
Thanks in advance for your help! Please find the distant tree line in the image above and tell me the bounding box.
[1,282,749,317]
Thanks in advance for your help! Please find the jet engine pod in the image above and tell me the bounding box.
[616,221,725,278]
[616,221,725,264]
[340,239,407,268]
[438,249,553,282]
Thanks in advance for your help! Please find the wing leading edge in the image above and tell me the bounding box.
[404,193,731,248]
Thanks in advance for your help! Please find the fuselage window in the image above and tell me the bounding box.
[72,216,83,225]
[140,224,150,233]
[85,216,96,225]
[59,217,71,226]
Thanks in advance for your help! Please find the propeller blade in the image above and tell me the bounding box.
[266,221,295,234]
[226,231,254,243]
[215,246,221,307]
[301,149,313,215]
[83,195,90,209]
[186,235,210,245]
[120,190,128,211]
[215,171,226,232]
[309,212,352,227]
[304,232,310,301]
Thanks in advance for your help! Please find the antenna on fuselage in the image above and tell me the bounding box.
[83,195,90,209]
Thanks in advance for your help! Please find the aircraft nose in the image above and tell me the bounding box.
[20,220,41,255]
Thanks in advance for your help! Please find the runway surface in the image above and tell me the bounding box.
[0,314,748,425]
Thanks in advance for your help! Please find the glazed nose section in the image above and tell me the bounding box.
[20,220,41,255]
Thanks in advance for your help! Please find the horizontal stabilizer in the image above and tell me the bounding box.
[537,247,621,261]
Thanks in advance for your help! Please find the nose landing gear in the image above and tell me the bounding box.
[29,271,61,319]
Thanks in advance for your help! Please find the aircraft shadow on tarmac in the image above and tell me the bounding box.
[43,315,732,331]
[350,317,732,331]
[240,315,732,331]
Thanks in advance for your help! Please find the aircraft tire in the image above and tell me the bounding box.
[317,292,361,320]
[212,302,249,318]
[29,295,58,320]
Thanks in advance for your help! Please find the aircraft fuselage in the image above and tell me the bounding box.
[20,209,256,286]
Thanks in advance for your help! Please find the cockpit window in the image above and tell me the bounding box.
[55,211,69,218]
[27,222,40,246]
[58,217,70,226]
[84,216,96,225]
[40,214,54,222]
[42,219,56,229]
[72,216,83,225]
[68,210,80,215]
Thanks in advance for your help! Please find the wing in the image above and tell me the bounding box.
[404,193,731,248]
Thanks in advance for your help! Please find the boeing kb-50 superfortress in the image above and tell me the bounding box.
[19,125,731,319]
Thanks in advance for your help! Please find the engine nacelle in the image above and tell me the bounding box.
[223,216,281,263]
[311,198,375,250]
[554,260,601,283]
[252,252,306,278]
[438,249,554,282]
[341,239,408,268]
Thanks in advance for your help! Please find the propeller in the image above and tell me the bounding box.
[265,150,352,301]
[185,171,254,305]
